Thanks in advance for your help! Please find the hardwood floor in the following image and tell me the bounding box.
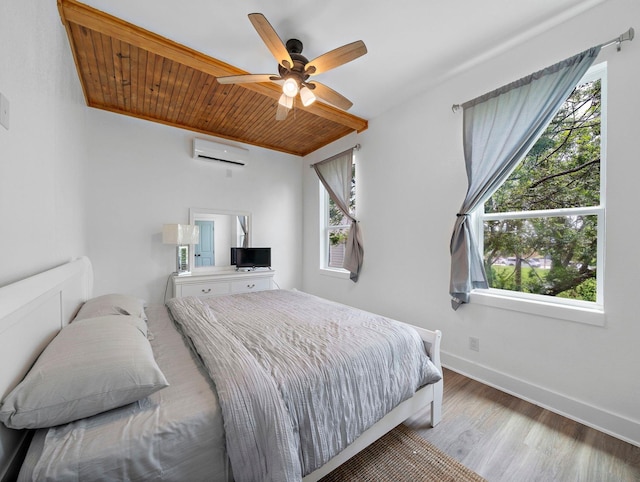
[405,368,640,482]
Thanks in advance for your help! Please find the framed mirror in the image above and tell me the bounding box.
[189,208,251,271]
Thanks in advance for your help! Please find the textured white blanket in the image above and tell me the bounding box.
[167,289,441,481]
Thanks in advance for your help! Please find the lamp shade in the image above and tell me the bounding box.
[300,86,316,107]
[162,224,200,245]
[282,77,299,97]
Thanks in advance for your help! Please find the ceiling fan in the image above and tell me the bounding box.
[216,13,367,120]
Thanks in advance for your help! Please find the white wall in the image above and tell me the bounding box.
[302,0,640,446]
[0,0,88,286]
[84,109,302,304]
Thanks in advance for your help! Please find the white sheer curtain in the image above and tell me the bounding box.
[313,148,363,282]
[449,46,601,310]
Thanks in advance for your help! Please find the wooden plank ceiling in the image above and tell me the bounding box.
[57,0,368,157]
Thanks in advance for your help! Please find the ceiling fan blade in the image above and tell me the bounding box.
[305,40,367,75]
[276,93,292,121]
[216,74,279,85]
[248,13,294,70]
[276,104,290,121]
[307,82,353,111]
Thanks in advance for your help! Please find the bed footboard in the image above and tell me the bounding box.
[303,326,443,482]
[412,326,443,427]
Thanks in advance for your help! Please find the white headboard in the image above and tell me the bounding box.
[0,257,92,480]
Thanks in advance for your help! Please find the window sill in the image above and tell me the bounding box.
[470,289,605,327]
[319,268,351,280]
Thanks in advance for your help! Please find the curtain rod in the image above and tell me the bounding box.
[451,27,634,113]
[601,26,635,50]
[309,144,361,168]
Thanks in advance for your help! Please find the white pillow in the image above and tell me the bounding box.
[0,316,168,429]
[75,293,147,321]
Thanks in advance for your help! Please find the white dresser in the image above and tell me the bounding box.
[172,269,275,299]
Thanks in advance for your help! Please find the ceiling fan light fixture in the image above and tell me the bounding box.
[300,86,316,107]
[282,77,299,97]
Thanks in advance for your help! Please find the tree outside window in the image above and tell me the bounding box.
[482,68,604,304]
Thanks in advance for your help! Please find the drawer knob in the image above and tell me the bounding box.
[247,284,255,289]
[201,288,212,293]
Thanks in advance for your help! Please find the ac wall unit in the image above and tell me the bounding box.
[192,138,249,166]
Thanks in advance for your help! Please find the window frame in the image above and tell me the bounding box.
[319,184,351,278]
[471,62,607,325]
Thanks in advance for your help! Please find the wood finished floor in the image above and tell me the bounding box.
[405,368,640,482]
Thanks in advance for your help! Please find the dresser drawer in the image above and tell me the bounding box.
[173,270,275,298]
[231,277,271,294]
[179,281,231,298]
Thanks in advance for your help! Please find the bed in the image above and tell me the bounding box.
[0,257,443,481]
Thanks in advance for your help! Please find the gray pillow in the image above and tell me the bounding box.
[0,316,168,429]
[75,293,147,321]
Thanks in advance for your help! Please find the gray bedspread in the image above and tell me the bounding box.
[166,289,441,481]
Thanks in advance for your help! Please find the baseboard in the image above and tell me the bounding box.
[441,350,640,448]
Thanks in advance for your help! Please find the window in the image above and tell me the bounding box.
[320,161,355,273]
[478,64,606,309]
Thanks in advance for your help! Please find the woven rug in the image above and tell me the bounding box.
[319,423,487,482]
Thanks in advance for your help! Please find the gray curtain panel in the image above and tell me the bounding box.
[238,215,249,248]
[449,46,601,310]
[313,149,364,282]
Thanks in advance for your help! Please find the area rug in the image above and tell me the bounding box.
[320,423,487,482]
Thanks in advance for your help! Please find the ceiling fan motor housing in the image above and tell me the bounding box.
[285,38,303,54]
[278,40,311,83]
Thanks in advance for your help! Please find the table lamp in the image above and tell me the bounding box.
[162,224,200,276]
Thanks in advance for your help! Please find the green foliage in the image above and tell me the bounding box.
[489,266,596,301]
[483,79,601,302]
[329,230,348,246]
[558,277,597,302]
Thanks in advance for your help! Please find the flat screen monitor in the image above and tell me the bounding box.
[232,247,271,269]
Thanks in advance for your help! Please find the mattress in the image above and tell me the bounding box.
[18,305,232,482]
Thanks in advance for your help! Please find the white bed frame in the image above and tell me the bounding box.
[303,324,443,481]
[0,257,442,481]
